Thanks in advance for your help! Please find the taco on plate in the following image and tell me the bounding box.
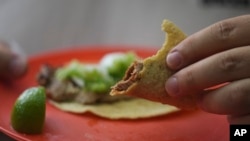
[37,51,179,119]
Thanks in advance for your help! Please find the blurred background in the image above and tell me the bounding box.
[0,0,249,55]
[0,0,250,140]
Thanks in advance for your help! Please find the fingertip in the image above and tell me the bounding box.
[0,40,28,79]
[166,51,183,69]
[165,77,180,97]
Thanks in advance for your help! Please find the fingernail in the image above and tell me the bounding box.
[165,77,179,97]
[9,56,27,77]
[167,51,182,69]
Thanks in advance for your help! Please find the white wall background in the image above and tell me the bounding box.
[0,0,249,54]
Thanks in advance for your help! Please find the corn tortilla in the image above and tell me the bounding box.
[49,99,179,119]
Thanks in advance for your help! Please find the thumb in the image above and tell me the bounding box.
[0,41,27,79]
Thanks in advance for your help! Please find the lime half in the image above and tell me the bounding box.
[11,86,46,134]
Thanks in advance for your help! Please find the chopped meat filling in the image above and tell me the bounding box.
[112,61,143,91]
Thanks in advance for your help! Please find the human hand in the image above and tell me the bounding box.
[165,15,250,124]
[0,41,27,79]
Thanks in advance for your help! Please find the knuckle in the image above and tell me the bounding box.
[210,20,235,41]
[182,69,196,88]
[227,85,250,107]
[218,53,239,72]
[182,37,195,57]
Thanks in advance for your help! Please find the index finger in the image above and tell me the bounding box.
[167,14,250,70]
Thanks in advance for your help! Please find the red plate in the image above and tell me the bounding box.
[0,45,229,141]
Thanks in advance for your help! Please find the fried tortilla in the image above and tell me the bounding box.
[110,20,198,109]
[49,99,179,119]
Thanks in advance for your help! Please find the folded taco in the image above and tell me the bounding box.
[110,20,198,109]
